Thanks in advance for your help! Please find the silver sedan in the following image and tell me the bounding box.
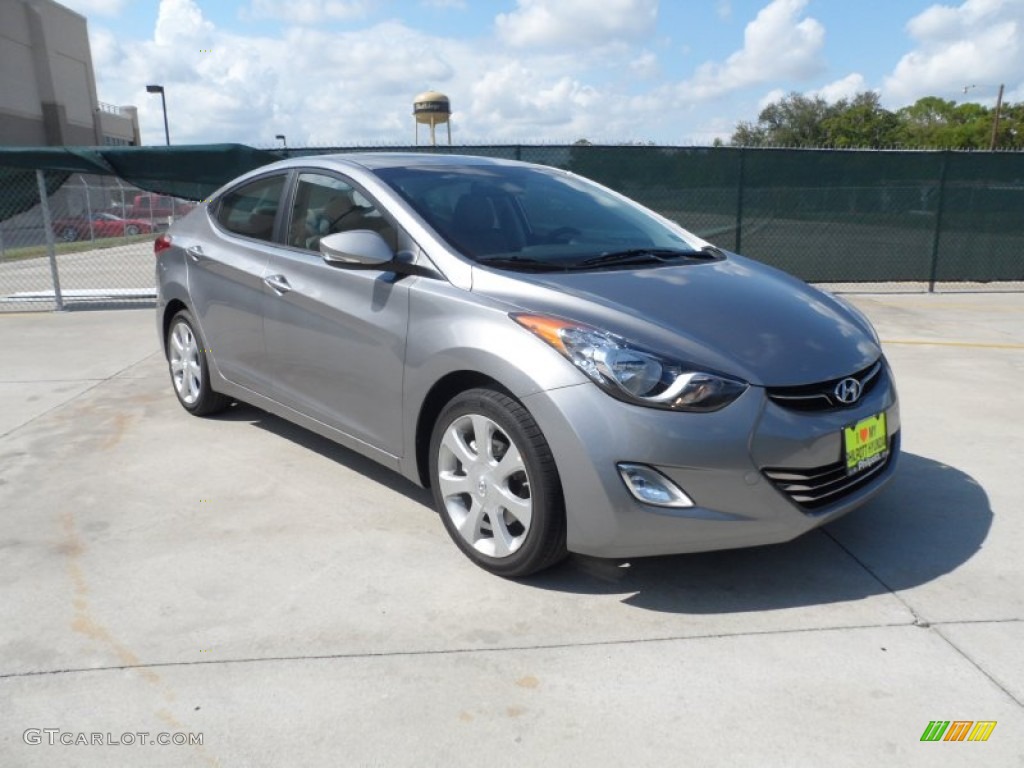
[155,153,899,577]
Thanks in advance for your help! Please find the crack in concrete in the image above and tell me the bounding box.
[0,619,966,680]
[933,626,1024,709]
[0,352,160,441]
[821,529,1023,710]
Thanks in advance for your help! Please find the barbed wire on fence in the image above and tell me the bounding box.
[255,141,1024,153]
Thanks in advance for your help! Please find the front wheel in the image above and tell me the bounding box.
[429,388,567,578]
[165,310,230,416]
[125,224,141,236]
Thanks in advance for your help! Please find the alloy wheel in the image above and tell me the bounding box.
[169,320,202,405]
[436,414,533,558]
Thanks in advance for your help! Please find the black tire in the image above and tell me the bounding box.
[165,310,231,416]
[60,227,78,242]
[125,224,141,236]
[428,388,567,578]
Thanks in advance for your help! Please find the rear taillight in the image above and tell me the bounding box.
[154,233,172,255]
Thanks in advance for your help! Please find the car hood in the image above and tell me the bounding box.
[469,254,880,387]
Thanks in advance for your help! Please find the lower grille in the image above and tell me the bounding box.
[763,438,894,512]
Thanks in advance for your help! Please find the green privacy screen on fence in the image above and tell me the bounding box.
[560,146,1024,283]
[1,143,1021,284]
[0,144,283,220]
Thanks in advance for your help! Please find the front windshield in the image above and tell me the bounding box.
[374,163,708,269]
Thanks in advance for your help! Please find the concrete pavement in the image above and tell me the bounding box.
[0,294,1022,767]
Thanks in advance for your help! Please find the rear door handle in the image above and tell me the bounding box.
[263,274,291,294]
[186,245,204,262]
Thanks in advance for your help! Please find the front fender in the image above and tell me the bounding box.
[399,278,587,484]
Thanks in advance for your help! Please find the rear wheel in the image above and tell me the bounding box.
[125,224,141,236]
[60,227,78,242]
[429,388,567,577]
[165,310,230,416]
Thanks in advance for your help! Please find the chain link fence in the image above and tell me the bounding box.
[279,143,1024,289]
[0,171,194,311]
[553,146,1024,288]
[1,145,1021,311]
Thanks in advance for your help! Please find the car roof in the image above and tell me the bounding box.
[272,152,532,173]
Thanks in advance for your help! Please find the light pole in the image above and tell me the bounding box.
[146,84,170,145]
[275,134,287,149]
[962,83,1005,150]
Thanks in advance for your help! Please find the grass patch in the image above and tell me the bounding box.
[0,234,156,263]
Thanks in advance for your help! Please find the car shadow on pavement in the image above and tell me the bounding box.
[204,407,991,614]
[530,453,992,614]
[214,402,434,508]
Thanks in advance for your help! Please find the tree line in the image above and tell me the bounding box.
[724,91,1021,150]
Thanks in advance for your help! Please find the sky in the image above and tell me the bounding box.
[62,0,1024,147]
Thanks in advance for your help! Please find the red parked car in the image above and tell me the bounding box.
[128,194,195,221]
[52,212,155,242]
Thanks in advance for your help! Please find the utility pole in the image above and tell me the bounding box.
[989,83,1004,150]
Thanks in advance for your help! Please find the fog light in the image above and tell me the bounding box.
[617,463,694,508]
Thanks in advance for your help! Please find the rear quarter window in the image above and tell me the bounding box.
[214,175,286,242]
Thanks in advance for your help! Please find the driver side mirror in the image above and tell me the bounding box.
[319,230,394,267]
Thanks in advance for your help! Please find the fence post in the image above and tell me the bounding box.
[82,175,95,241]
[734,147,745,253]
[116,177,126,218]
[927,151,950,293]
[36,170,64,311]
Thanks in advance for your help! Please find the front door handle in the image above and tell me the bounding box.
[186,245,204,262]
[263,274,291,294]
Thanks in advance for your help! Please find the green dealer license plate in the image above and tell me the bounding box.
[843,413,888,475]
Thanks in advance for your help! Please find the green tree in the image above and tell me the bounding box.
[732,91,1021,149]
[732,92,836,147]
[896,97,962,147]
[821,92,900,147]
[997,103,1024,147]
[731,91,899,147]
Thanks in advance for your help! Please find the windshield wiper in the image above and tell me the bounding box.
[476,255,568,272]
[573,247,709,268]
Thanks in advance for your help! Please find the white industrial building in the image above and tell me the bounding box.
[0,0,140,146]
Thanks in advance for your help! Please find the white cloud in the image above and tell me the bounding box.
[420,0,466,8]
[244,0,369,24]
[88,25,121,72]
[883,0,1024,105]
[57,0,128,16]
[496,0,659,49]
[758,88,786,110]
[467,61,603,138]
[906,0,1011,40]
[86,0,843,147]
[810,73,868,103]
[677,0,825,101]
[92,0,493,145]
[154,0,215,47]
[629,51,660,79]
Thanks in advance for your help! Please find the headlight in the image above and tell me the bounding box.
[512,313,747,412]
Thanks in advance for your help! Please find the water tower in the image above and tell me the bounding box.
[413,90,451,146]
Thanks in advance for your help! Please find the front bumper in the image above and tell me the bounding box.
[523,362,900,558]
